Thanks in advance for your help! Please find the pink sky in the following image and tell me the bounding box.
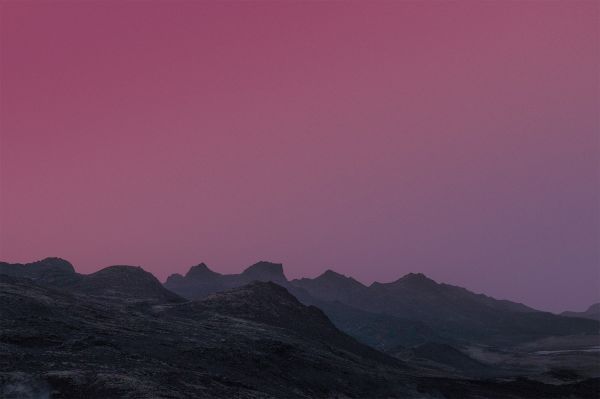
[1,1,598,312]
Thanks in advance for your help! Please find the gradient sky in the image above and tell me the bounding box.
[1,1,598,312]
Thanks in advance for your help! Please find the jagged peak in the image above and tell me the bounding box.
[315,269,366,287]
[319,269,345,279]
[185,262,220,280]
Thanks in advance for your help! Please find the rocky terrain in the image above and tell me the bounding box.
[1,258,599,398]
[1,272,416,398]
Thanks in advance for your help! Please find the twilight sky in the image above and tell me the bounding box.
[0,1,598,312]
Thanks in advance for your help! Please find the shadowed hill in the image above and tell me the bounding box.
[292,269,368,303]
[561,303,600,321]
[0,258,183,303]
[0,274,418,398]
[194,281,399,365]
[70,265,184,302]
[0,257,79,286]
[294,271,599,346]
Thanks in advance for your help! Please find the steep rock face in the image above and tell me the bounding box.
[239,261,287,284]
[561,303,600,321]
[308,299,443,350]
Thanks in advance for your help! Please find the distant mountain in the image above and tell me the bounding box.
[186,262,222,280]
[3,258,597,348]
[164,261,286,300]
[240,261,287,284]
[295,271,600,345]
[333,272,537,323]
[306,299,444,349]
[292,269,368,303]
[70,265,183,303]
[561,303,600,321]
[163,261,599,348]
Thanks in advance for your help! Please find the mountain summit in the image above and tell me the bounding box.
[292,269,367,303]
[185,262,222,280]
[0,257,77,285]
[71,265,183,302]
[240,261,286,282]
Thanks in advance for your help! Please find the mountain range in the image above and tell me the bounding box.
[1,257,598,398]
[165,261,598,349]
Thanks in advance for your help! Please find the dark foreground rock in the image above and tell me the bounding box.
[1,275,418,398]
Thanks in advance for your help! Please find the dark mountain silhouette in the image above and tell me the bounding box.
[0,257,79,286]
[69,265,184,303]
[170,281,397,366]
[1,258,599,398]
[164,261,286,300]
[292,269,368,303]
[164,262,599,347]
[343,272,536,322]
[293,271,599,345]
[0,258,182,303]
[561,303,600,321]
[186,262,222,280]
[240,261,287,283]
